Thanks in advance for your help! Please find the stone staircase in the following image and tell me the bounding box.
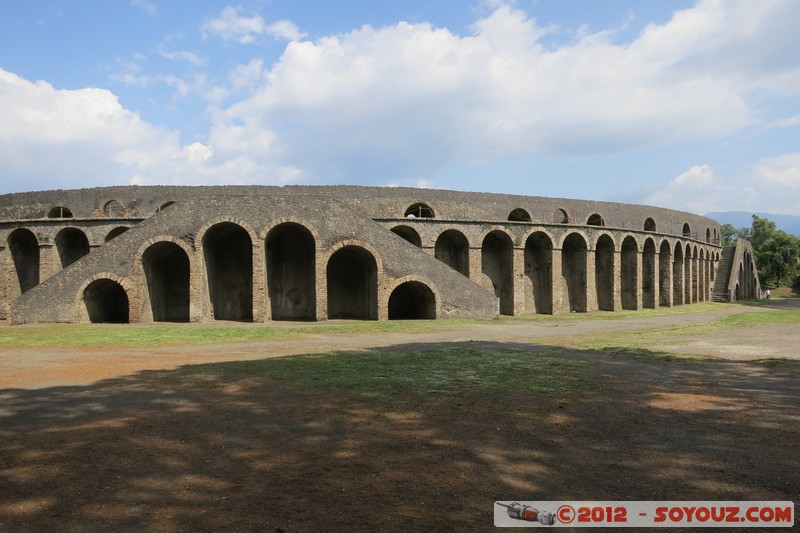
[711,247,734,302]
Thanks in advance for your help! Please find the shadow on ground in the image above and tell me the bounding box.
[1,342,798,532]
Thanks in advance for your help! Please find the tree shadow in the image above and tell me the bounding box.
[0,342,798,532]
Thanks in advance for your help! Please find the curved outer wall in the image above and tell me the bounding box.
[0,186,730,324]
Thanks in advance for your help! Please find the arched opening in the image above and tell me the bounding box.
[587,214,604,226]
[203,222,253,321]
[561,233,587,313]
[8,228,40,294]
[105,226,129,242]
[435,230,469,277]
[267,223,316,321]
[673,244,684,305]
[621,236,638,310]
[482,231,514,315]
[388,281,436,319]
[327,246,378,320]
[55,228,90,268]
[404,203,434,218]
[48,206,73,218]
[595,235,614,311]
[705,228,711,243]
[103,200,124,217]
[682,223,691,237]
[391,225,422,248]
[692,245,699,303]
[508,208,531,222]
[642,239,656,309]
[553,208,569,224]
[659,240,671,307]
[158,201,175,212]
[644,218,656,232]
[84,279,129,323]
[143,242,190,322]
[684,244,692,304]
[525,232,553,314]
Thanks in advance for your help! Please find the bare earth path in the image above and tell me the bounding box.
[0,301,798,532]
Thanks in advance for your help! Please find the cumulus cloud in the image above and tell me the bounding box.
[203,7,305,44]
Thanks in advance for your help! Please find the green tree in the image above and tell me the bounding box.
[757,231,800,288]
[750,214,777,250]
[720,223,751,246]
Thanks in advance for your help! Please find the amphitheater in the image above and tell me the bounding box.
[0,186,760,324]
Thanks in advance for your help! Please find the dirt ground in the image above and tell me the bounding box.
[1,301,798,532]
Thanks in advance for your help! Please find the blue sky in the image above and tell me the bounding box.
[1,0,799,215]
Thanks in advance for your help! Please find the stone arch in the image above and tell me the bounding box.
[391,225,422,247]
[586,213,605,226]
[673,243,684,305]
[659,240,671,307]
[561,233,587,312]
[327,245,378,320]
[621,236,638,310]
[404,203,435,219]
[202,222,254,321]
[595,234,615,311]
[388,280,436,319]
[642,238,656,309]
[434,229,470,277]
[105,226,130,242]
[482,230,514,315]
[8,228,40,294]
[705,228,711,243]
[553,208,569,224]
[525,231,553,314]
[48,206,73,218]
[158,201,175,212]
[692,245,699,303]
[55,227,90,268]
[508,208,531,222]
[682,223,691,237]
[82,277,130,323]
[266,222,316,320]
[644,218,656,232]
[142,241,190,322]
[103,199,124,217]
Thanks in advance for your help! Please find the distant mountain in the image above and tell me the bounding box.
[705,211,800,236]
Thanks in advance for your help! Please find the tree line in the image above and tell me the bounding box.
[720,215,800,290]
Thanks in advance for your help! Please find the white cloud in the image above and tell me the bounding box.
[159,47,205,67]
[265,20,307,41]
[767,113,800,128]
[643,165,727,214]
[203,8,306,44]
[130,0,157,16]
[753,153,800,191]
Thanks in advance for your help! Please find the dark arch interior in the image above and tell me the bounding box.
[683,223,691,236]
[327,246,377,320]
[525,232,553,314]
[390,225,422,247]
[659,240,672,307]
[105,226,129,242]
[554,209,569,224]
[644,218,656,232]
[435,230,469,277]
[267,223,316,320]
[562,234,587,312]
[48,206,73,218]
[404,203,434,218]
[56,228,90,268]
[587,214,604,226]
[508,208,531,222]
[642,239,656,309]
[482,231,514,315]
[388,281,436,319]
[84,279,129,323]
[143,242,190,322]
[594,235,614,311]
[673,244,684,305]
[8,228,40,294]
[621,237,638,310]
[203,223,253,321]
